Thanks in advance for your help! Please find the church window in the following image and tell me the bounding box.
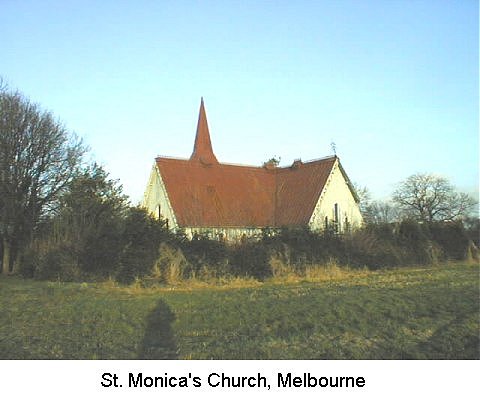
[334,203,340,233]
[344,215,350,233]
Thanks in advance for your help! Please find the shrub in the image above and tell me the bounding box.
[179,234,229,277]
[21,211,475,284]
[34,245,82,281]
[116,207,171,284]
[269,244,295,277]
[396,219,435,265]
[231,242,271,279]
[16,247,37,279]
[428,221,471,260]
[463,217,480,247]
[153,243,188,284]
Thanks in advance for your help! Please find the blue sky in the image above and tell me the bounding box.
[1,0,478,203]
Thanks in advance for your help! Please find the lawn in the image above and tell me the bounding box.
[0,263,478,359]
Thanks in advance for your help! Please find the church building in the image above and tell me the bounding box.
[142,99,363,241]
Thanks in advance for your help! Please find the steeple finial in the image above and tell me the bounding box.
[190,98,218,165]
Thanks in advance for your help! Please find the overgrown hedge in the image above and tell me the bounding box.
[18,217,478,283]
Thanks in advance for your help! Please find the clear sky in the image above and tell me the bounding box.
[1,0,478,203]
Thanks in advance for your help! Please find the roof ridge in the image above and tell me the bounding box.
[301,155,337,164]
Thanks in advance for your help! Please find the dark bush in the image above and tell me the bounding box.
[463,217,479,247]
[22,205,474,283]
[116,207,171,284]
[398,219,429,242]
[364,222,396,241]
[428,221,471,260]
[16,247,37,279]
[271,226,344,267]
[178,233,229,277]
[343,230,382,268]
[34,246,81,281]
[231,242,271,279]
[396,219,435,264]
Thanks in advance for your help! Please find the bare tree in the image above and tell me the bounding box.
[352,183,398,224]
[352,184,371,214]
[0,86,85,274]
[363,200,399,224]
[392,173,476,223]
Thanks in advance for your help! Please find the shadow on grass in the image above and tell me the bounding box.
[138,299,178,359]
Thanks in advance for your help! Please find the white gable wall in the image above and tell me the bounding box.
[309,159,363,232]
[142,165,179,230]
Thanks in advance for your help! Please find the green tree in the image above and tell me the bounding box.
[22,164,128,280]
[24,165,175,282]
[49,164,129,278]
[0,85,85,274]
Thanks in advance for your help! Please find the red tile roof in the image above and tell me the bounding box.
[275,158,336,226]
[154,100,345,228]
[156,156,337,228]
[157,158,275,227]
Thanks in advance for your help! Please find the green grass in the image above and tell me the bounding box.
[0,263,478,359]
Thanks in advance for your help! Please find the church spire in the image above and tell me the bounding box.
[190,97,218,165]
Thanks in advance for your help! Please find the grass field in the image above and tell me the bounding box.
[0,263,478,359]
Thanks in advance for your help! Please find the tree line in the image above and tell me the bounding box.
[1,82,478,281]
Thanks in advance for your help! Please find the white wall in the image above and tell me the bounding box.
[142,165,179,229]
[309,160,363,232]
[183,227,263,242]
